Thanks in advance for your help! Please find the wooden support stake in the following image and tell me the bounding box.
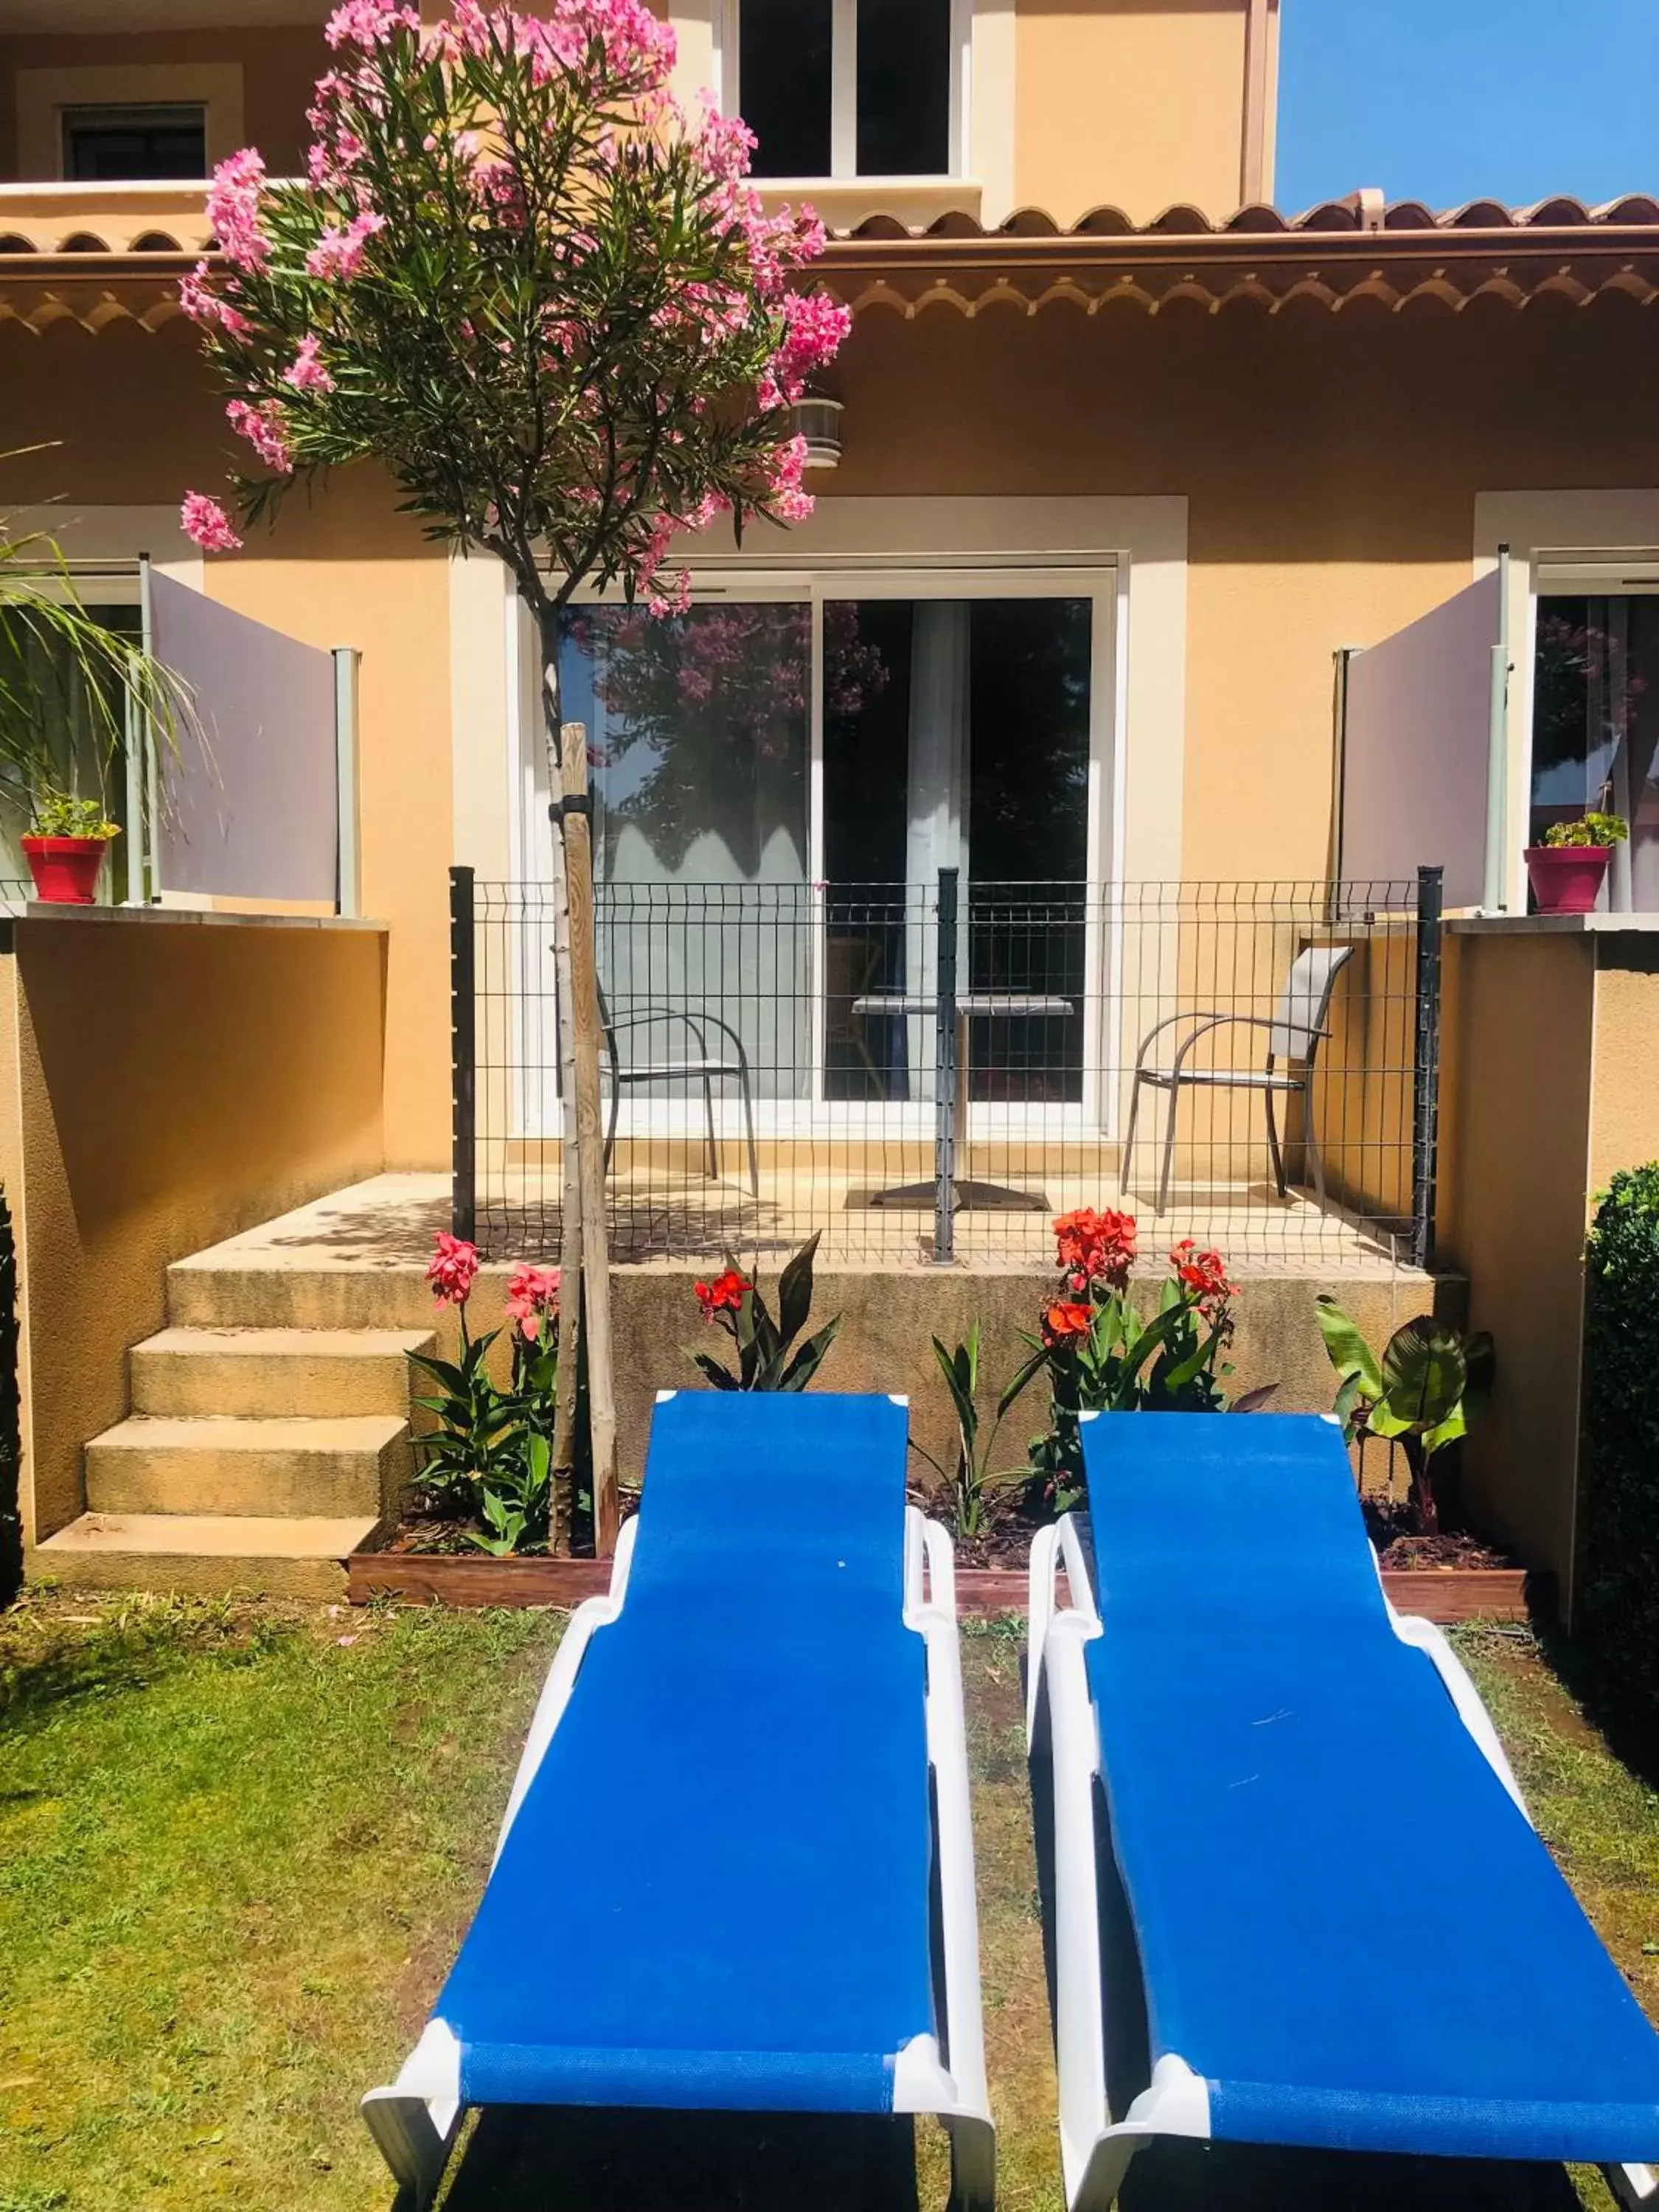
[542,639,581,1556]
[560,720,619,1555]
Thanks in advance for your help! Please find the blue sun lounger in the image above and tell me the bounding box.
[365,1388,993,2209]
[1026,1411,1659,2210]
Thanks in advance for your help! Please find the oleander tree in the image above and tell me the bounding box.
[173,0,849,1545]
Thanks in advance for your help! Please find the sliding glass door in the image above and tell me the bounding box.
[549,568,1112,1129]
[821,594,1093,1105]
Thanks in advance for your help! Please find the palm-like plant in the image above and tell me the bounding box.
[0,484,188,844]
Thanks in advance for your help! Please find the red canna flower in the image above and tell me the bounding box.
[1054,1207,1137,1293]
[1170,1238,1236,1318]
[694,1266,749,1321]
[1043,1301,1094,1342]
[427,1230,480,1307]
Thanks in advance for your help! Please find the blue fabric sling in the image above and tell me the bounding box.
[434,1391,938,2113]
[1079,1411,1659,2163]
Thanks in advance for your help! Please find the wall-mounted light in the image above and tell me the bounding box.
[790,396,844,469]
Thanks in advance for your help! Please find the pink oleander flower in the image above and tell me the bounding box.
[226,397,294,475]
[427,1231,480,1307]
[180,493,242,552]
[505,1263,560,1340]
[325,0,419,49]
[283,335,336,394]
[758,288,852,411]
[178,260,254,338]
[766,434,815,525]
[206,147,269,273]
[305,207,386,281]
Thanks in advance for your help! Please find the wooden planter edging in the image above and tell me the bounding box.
[347,1553,1542,1625]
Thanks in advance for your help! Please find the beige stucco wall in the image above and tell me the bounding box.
[1433,927,1659,1601]
[8,914,386,1545]
[0,25,326,181]
[1436,932,1594,1590]
[823,294,1659,883]
[0,317,455,1167]
[1014,0,1261,224]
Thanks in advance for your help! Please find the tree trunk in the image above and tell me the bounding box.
[540,630,580,1556]
[557,717,620,1554]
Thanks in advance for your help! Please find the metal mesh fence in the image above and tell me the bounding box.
[462,872,1436,1272]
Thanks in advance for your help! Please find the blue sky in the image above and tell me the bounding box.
[1276,0,1659,215]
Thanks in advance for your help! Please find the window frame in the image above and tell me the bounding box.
[60,101,209,185]
[712,0,973,181]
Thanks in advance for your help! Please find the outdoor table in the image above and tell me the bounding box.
[850,990,1074,1211]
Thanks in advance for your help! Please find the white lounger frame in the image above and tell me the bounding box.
[365,1391,995,2211]
[1026,1419,1658,2212]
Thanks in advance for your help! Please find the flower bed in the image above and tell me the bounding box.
[391,1208,1528,1605]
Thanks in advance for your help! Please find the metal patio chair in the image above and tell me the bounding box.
[1120,942,1354,1215]
[599,983,761,1197]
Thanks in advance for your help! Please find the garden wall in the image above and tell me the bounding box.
[1436,917,1659,1606]
[606,1263,1459,1490]
[1,910,387,1543]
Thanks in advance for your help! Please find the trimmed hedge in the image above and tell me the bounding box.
[1579,1164,1659,1719]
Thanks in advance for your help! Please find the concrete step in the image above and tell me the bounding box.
[167,1261,446,1332]
[131,1326,434,1419]
[29,1512,380,1601]
[85,1414,411,1519]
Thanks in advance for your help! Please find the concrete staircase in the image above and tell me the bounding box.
[34,1273,436,1598]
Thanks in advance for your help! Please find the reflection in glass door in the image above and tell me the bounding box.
[559,600,813,1102]
[821,596,1092,1105]
[1532,594,1659,911]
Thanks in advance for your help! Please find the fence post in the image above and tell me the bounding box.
[933,866,959,1264]
[1411,863,1444,1270]
[450,865,477,1244]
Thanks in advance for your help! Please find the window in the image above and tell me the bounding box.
[734,0,959,179]
[1532,591,1659,911]
[61,103,206,182]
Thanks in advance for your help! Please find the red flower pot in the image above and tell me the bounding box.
[1524,844,1613,916]
[21,835,109,905]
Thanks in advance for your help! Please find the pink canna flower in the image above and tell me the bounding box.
[180,493,242,552]
[427,1231,481,1307]
[283,334,336,394]
[505,1263,560,1340]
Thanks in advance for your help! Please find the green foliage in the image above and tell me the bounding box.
[186,16,834,622]
[1011,1262,1264,1517]
[911,1322,1025,1541]
[688,1234,843,1393]
[1315,1295,1493,1533]
[1580,1165,1659,1723]
[406,1307,560,1554]
[27,790,119,840]
[1543,812,1628,849]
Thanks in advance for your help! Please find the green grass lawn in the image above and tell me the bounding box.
[1,1596,1655,2212]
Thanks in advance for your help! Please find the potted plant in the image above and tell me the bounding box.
[1525,811,1628,915]
[21,789,119,905]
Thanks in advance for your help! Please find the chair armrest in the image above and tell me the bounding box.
[605,1004,713,1057]
[1130,1009,1236,1074]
